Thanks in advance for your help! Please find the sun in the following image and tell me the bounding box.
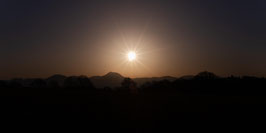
[128,51,136,61]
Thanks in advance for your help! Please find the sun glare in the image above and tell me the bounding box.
[128,51,136,61]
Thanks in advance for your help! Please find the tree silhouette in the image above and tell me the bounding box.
[121,78,137,93]
[48,80,60,88]
[8,78,23,88]
[31,79,47,88]
[63,77,80,89]
[63,76,94,90]
[46,74,66,88]
[78,76,95,89]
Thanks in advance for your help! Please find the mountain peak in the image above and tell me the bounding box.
[104,72,123,78]
[47,74,67,80]
[89,72,124,88]
[195,71,218,79]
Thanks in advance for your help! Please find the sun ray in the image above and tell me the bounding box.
[134,18,152,52]
[135,59,158,77]
[136,47,164,56]
[134,24,147,51]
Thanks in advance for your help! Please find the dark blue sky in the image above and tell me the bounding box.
[1,0,266,79]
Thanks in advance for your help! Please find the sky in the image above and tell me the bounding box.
[1,0,266,79]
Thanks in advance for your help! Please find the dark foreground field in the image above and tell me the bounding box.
[1,84,266,131]
[1,73,266,132]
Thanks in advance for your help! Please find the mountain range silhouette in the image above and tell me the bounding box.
[90,72,177,88]
[1,71,218,88]
[0,72,177,89]
[1,71,263,89]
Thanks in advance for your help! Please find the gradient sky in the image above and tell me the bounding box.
[1,0,266,79]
